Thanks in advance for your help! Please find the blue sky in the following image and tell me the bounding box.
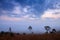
[0,0,60,34]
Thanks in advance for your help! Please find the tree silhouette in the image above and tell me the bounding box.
[44,26,51,33]
[52,29,56,33]
[9,27,14,37]
[28,26,32,34]
[0,31,4,35]
[23,33,26,35]
[9,27,11,33]
[0,31,4,37]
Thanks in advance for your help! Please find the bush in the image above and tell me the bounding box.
[23,33,26,35]
[10,32,14,37]
[0,31,5,37]
[5,32,9,35]
[0,31,4,34]
[16,33,20,35]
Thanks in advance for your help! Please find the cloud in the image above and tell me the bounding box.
[0,15,22,21]
[41,9,60,19]
[11,2,34,15]
[21,14,38,20]
[53,1,60,9]
[12,5,22,14]
[1,0,60,21]
[23,6,31,13]
[0,10,9,14]
[0,1,39,21]
[41,0,60,19]
[0,14,38,21]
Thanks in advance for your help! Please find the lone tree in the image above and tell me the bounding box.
[44,26,51,33]
[9,27,14,37]
[28,26,32,34]
[9,27,11,33]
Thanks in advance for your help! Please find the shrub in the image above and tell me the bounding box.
[10,32,14,37]
[0,31,4,34]
[5,32,9,35]
[23,33,26,35]
[16,33,20,35]
[0,31,5,37]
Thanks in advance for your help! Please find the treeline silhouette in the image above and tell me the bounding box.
[0,26,60,40]
[0,26,60,36]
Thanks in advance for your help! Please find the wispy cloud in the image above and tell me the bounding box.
[41,0,60,19]
[0,15,22,21]
[0,14,38,21]
[12,5,22,14]
[0,1,39,21]
[41,9,60,19]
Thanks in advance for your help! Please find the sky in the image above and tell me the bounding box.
[0,0,60,34]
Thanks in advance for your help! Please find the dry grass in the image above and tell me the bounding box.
[0,33,60,40]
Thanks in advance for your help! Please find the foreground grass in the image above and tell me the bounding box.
[0,33,60,40]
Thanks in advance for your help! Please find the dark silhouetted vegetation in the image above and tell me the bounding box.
[16,33,20,35]
[0,26,60,40]
[44,26,51,33]
[28,26,32,34]
[0,31,4,35]
[0,32,60,40]
[10,32,14,37]
[23,33,26,35]
[9,27,11,33]
[50,29,56,33]
[52,29,56,33]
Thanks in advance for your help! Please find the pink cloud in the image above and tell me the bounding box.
[0,14,38,21]
[0,15,22,21]
[41,9,60,19]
